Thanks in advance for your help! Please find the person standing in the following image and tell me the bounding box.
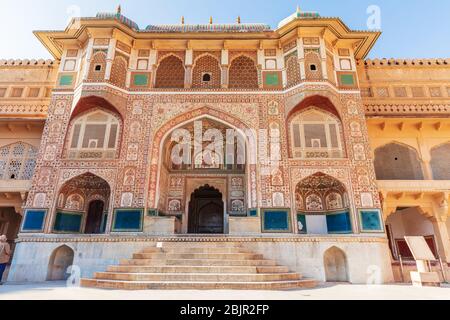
[0,235,11,284]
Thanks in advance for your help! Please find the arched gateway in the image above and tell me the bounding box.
[188,185,224,234]
[155,115,251,234]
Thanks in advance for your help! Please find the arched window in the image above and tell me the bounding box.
[374,142,424,180]
[290,108,344,158]
[68,110,120,160]
[0,142,38,180]
[228,55,258,89]
[192,54,221,88]
[155,55,185,88]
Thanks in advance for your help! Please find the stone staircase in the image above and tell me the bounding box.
[80,242,317,290]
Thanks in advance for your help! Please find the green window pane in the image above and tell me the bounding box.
[59,75,74,86]
[133,74,149,86]
[265,73,279,86]
[340,74,355,85]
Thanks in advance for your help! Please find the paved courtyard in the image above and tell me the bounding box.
[0,282,449,300]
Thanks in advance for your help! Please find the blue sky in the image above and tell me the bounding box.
[1,0,449,59]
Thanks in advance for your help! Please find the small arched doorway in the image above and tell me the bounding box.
[85,200,105,234]
[188,185,224,234]
[324,246,349,282]
[47,245,74,281]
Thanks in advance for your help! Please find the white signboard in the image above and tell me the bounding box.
[404,236,436,261]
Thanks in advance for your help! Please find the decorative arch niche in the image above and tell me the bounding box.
[295,173,352,235]
[323,246,349,282]
[54,173,110,234]
[47,245,74,281]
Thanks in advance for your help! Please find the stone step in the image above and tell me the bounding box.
[159,242,244,248]
[93,272,301,282]
[107,265,290,274]
[80,278,318,290]
[143,247,251,254]
[132,252,264,260]
[120,258,279,266]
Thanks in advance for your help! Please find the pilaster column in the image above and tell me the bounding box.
[81,38,95,81]
[221,49,229,88]
[296,38,306,80]
[104,38,117,81]
[319,37,328,80]
[431,194,450,262]
[149,49,157,88]
[276,49,287,88]
[221,66,229,88]
[422,160,434,180]
[184,49,193,88]
[184,66,192,88]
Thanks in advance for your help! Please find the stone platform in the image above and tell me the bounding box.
[80,242,317,290]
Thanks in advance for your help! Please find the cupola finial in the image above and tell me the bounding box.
[209,16,213,24]
[116,4,122,15]
[181,16,185,24]
[236,16,241,24]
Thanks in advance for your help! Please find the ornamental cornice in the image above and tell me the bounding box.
[0,104,49,116]
[15,235,388,244]
[377,180,450,193]
[365,103,450,115]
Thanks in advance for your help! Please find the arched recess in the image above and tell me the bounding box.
[192,54,221,88]
[65,103,122,160]
[295,172,351,234]
[47,245,74,281]
[70,96,125,121]
[385,207,439,260]
[0,142,38,180]
[323,246,349,282]
[374,142,424,180]
[228,55,258,89]
[54,173,110,234]
[287,96,345,159]
[155,55,186,88]
[430,142,450,180]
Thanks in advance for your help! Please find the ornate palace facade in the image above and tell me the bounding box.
[0,7,448,287]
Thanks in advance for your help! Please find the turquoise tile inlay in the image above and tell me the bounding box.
[265,73,279,86]
[59,75,74,86]
[262,209,291,233]
[359,209,383,232]
[22,209,46,232]
[340,74,355,85]
[54,211,83,233]
[248,208,258,217]
[133,74,149,86]
[326,211,352,234]
[113,208,143,232]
